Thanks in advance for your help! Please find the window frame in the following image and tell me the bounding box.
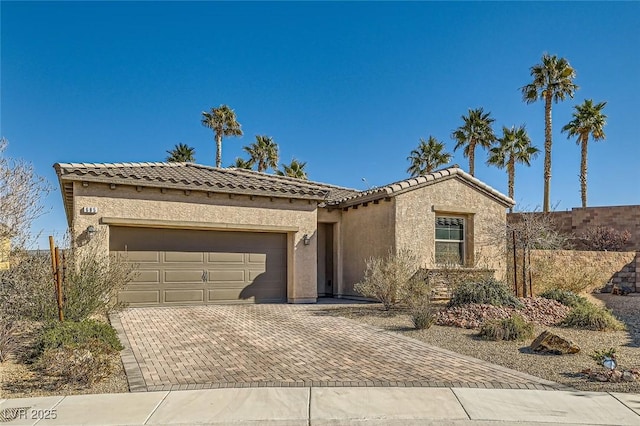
[434,215,466,266]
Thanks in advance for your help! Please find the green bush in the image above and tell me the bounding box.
[539,289,588,308]
[448,278,522,309]
[37,339,115,386]
[562,303,625,331]
[591,347,617,365]
[35,320,123,357]
[478,314,534,341]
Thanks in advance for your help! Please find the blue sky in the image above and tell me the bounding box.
[2,1,639,248]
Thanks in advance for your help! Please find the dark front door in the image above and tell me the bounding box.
[316,223,334,297]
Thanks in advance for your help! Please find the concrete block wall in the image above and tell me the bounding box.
[510,205,640,251]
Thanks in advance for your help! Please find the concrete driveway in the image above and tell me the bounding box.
[112,304,563,392]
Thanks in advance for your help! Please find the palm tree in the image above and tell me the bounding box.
[276,159,308,180]
[230,157,254,169]
[487,125,540,212]
[165,143,196,163]
[561,99,607,208]
[521,54,578,212]
[201,105,243,168]
[451,107,496,176]
[406,136,452,176]
[243,135,279,172]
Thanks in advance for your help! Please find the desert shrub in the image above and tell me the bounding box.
[448,278,522,309]
[562,303,625,331]
[354,249,426,310]
[478,314,534,341]
[0,242,137,323]
[37,339,115,386]
[62,246,137,321]
[0,319,17,362]
[579,226,631,252]
[410,306,435,330]
[407,291,435,330]
[539,289,588,308]
[34,319,123,357]
[0,251,58,322]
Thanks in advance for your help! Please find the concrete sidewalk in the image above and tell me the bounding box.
[1,387,639,425]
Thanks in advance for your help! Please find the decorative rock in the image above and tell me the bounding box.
[436,297,571,329]
[581,368,640,382]
[530,330,580,354]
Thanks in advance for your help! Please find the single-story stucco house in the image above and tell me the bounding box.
[54,162,514,306]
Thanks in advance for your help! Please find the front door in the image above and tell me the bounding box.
[316,223,334,297]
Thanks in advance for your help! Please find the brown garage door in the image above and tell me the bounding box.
[110,226,287,306]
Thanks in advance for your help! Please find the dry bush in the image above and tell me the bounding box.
[0,239,137,323]
[0,138,50,248]
[36,339,115,387]
[0,251,58,322]
[354,249,429,310]
[62,239,138,321]
[562,304,626,331]
[0,320,17,362]
[579,226,631,252]
[478,314,534,341]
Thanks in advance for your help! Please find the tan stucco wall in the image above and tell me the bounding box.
[70,182,319,302]
[529,250,638,294]
[395,178,508,280]
[340,200,396,296]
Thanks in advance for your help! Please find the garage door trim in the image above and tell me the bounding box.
[101,217,299,233]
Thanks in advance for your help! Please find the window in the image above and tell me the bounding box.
[435,216,465,265]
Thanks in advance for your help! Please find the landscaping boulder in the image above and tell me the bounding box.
[530,330,580,354]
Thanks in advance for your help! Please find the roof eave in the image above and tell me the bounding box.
[57,174,328,202]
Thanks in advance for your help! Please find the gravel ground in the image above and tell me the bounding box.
[0,321,129,399]
[321,294,640,393]
[2,295,637,398]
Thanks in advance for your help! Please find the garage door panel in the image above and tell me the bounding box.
[131,270,161,284]
[110,227,287,306]
[164,270,205,283]
[248,269,267,281]
[247,253,266,264]
[164,252,204,263]
[208,252,245,263]
[125,251,160,263]
[119,290,160,304]
[164,289,205,303]
[209,269,245,283]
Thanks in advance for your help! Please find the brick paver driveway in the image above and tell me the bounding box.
[113,304,563,392]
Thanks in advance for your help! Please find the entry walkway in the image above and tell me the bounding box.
[1,387,639,425]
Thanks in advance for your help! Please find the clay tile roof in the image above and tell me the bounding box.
[326,166,515,207]
[53,163,513,223]
[53,162,359,202]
